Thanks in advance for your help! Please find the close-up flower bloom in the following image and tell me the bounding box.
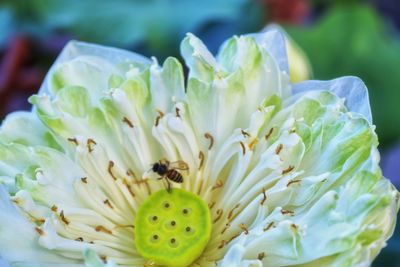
[0,28,398,266]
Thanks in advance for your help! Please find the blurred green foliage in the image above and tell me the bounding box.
[0,0,262,58]
[286,4,400,147]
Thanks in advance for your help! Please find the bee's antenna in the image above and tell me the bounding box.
[146,163,155,173]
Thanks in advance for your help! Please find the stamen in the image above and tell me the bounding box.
[156,109,165,117]
[108,161,117,180]
[11,198,20,205]
[265,128,274,140]
[197,179,204,195]
[100,255,107,263]
[103,199,114,209]
[75,237,84,242]
[287,178,301,186]
[123,179,136,197]
[218,240,227,249]
[126,169,137,179]
[249,138,258,150]
[175,107,181,118]
[35,227,44,236]
[114,224,135,230]
[211,180,224,191]
[95,225,113,235]
[227,203,240,220]
[81,177,88,184]
[282,166,295,175]
[260,188,267,205]
[275,144,283,155]
[239,141,246,155]
[221,223,231,234]
[155,109,164,127]
[213,209,223,224]
[60,210,70,225]
[87,138,97,153]
[198,151,205,170]
[67,137,78,145]
[239,223,249,235]
[122,117,134,128]
[258,252,266,260]
[51,205,58,212]
[208,201,216,209]
[241,129,251,137]
[155,116,162,127]
[281,209,295,216]
[204,132,214,150]
[227,232,241,244]
[263,222,275,231]
[144,179,152,195]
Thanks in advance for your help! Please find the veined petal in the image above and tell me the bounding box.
[292,76,372,123]
[0,187,79,264]
[39,41,151,95]
[0,111,60,149]
[183,33,290,146]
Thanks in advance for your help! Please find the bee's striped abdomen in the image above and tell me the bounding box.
[166,170,183,183]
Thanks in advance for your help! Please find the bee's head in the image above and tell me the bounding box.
[152,163,160,172]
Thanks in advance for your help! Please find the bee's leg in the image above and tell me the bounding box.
[167,180,172,193]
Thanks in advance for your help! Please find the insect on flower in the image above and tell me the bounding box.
[152,159,189,192]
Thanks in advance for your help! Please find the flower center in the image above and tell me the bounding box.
[134,188,212,266]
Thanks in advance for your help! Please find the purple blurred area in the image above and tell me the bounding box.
[382,143,400,189]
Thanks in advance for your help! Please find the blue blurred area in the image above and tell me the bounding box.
[0,0,263,59]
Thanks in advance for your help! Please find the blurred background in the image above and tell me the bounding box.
[0,0,399,265]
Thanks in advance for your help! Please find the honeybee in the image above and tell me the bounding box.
[152,159,189,192]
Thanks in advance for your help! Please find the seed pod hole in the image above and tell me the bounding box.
[163,201,171,209]
[165,220,177,230]
[151,234,160,243]
[149,215,158,224]
[182,208,192,216]
[169,238,179,248]
[185,226,195,235]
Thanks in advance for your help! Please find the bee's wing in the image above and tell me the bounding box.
[169,160,189,170]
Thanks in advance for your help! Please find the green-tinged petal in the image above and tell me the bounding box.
[0,187,79,264]
[0,111,61,150]
[149,57,186,113]
[0,143,84,206]
[292,76,372,123]
[180,33,220,82]
[217,90,398,267]
[50,56,121,98]
[183,33,290,146]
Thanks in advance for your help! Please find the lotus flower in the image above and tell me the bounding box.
[0,28,398,267]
